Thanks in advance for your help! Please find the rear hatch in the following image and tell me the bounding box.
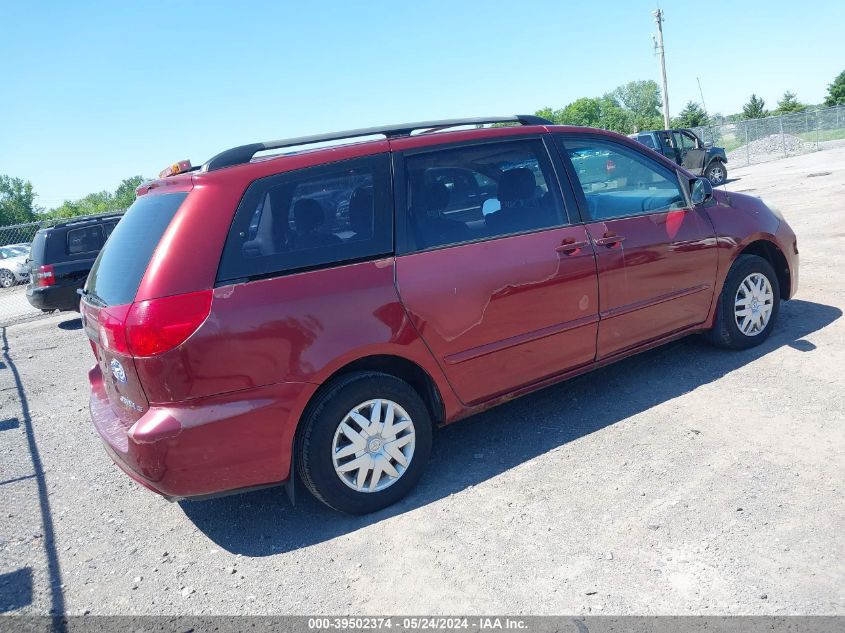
[81,192,189,424]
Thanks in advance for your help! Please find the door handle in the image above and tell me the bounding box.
[555,240,589,255]
[594,234,626,247]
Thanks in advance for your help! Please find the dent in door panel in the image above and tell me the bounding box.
[396,229,600,405]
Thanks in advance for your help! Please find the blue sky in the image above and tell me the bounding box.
[2,0,843,208]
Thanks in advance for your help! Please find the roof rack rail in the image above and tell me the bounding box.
[46,212,124,230]
[202,115,552,172]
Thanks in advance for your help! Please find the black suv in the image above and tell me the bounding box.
[629,128,728,185]
[26,214,122,312]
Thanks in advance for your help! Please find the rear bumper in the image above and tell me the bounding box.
[88,364,316,499]
[26,282,80,311]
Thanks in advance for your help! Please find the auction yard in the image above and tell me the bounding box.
[1,149,844,616]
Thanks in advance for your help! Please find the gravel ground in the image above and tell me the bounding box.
[726,134,813,166]
[0,285,41,328]
[1,150,844,617]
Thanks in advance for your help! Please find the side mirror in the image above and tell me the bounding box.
[482,198,501,216]
[690,177,713,205]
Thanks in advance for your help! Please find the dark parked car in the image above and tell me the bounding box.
[630,128,728,185]
[27,214,121,312]
[80,116,797,514]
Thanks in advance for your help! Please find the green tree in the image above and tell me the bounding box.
[773,91,806,114]
[742,94,768,120]
[46,175,148,219]
[557,97,603,127]
[613,80,663,132]
[823,70,845,106]
[0,175,39,226]
[595,95,631,133]
[535,107,559,123]
[536,95,630,133]
[49,191,115,219]
[113,176,146,209]
[674,101,709,128]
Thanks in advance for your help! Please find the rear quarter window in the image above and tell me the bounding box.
[217,154,393,283]
[85,193,187,306]
[67,226,104,255]
[29,232,47,264]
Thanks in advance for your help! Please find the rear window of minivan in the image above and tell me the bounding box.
[85,193,187,306]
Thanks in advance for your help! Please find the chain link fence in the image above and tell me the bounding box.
[690,104,845,168]
[0,212,122,327]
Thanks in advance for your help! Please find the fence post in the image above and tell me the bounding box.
[746,126,750,166]
[816,111,820,150]
[780,117,787,157]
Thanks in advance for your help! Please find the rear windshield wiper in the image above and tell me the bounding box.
[77,287,107,308]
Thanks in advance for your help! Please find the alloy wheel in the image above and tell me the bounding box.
[708,165,725,184]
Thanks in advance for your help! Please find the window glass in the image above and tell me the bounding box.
[681,131,699,150]
[561,137,687,220]
[104,221,118,238]
[403,139,565,251]
[656,131,674,156]
[672,131,696,151]
[87,193,187,306]
[637,134,657,150]
[67,226,104,255]
[218,154,392,282]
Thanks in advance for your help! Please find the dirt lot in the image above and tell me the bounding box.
[1,149,844,617]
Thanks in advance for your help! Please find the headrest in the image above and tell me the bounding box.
[416,181,450,212]
[349,186,373,234]
[498,168,536,203]
[293,198,324,232]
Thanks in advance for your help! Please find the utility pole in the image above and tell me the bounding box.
[653,8,670,128]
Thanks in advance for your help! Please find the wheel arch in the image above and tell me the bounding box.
[299,354,447,432]
[738,239,791,299]
[704,157,726,173]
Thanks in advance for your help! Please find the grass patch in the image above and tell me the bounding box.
[796,129,845,143]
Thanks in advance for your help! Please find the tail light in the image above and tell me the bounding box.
[34,264,55,287]
[97,290,212,357]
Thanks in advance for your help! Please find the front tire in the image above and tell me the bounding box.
[0,269,15,289]
[296,371,433,514]
[705,161,727,185]
[706,254,780,350]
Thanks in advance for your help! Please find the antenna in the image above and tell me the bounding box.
[697,77,709,119]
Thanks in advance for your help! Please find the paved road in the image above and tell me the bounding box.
[1,150,843,616]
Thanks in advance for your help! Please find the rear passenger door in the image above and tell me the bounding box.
[556,134,718,359]
[391,135,599,405]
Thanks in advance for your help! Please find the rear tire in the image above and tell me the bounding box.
[705,161,727,185]
[706,254,780,350]
[296,371,432,515]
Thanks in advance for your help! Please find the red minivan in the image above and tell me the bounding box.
[80,116,798,514]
